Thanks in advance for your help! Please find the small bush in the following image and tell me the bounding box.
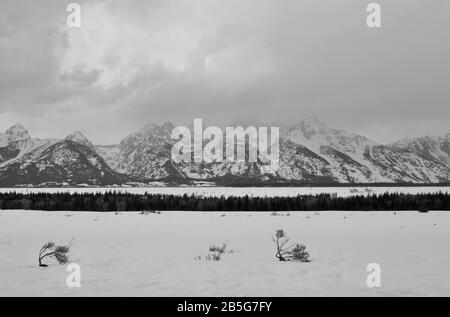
[273,230,310,262]
[290,244,310,262]
[209,243,227,254]
[196,243,233,262]
[205,253,222,261]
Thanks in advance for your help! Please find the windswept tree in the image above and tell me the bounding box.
[273,230,310,262]
[38,238,74,267]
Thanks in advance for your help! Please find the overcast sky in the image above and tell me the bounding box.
[0,0,449,145]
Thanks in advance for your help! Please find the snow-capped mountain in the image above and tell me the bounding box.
[391,135,450,167]
[0,124,59,167]
[284,118,377,161]
[277,119,449,183]
[1,120,449,186]
[93,118,450,185]
[279,118,377,182]
[0,125,124,186]
[97,122,179,180]
[0,124,32,163]
[0,124,30,146]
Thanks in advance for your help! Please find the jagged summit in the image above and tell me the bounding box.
[67,130,86,139]
[6,123,27,133]
[137,122,174,134]
[285,119,376,154]
[0,124,31,146]
[162,121,175,130]
[123,122,174,146]
[65,131,96,151]
[298,117,327,129]
[65,130,89,142]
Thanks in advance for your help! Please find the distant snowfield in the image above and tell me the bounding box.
[0,186,449,197]
[1,210,450,296]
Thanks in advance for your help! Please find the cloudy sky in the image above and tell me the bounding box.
[0,0,449,144]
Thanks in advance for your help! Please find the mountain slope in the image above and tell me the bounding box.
[110,122,179,179]
[0,140,125,186]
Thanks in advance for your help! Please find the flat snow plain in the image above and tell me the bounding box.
[1,210,450,296]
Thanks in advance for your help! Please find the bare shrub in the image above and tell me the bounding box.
[196,243,233,262]
[38,238,74,267]
[273,230,310,262]
[207,243,228,261]
[290,244,310,262]
[209,243,227,254]
[205,253,222,261]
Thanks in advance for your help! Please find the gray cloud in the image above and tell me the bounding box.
[0,0,449,144]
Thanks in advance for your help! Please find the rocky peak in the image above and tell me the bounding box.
[7,124,30,141]
[162,121,175,131]
[0,124,31,147]
[123,122,174,146]
[285,118,330,141]
[138,122,174,135]
[65,131,95,151]
[300,117,326,128]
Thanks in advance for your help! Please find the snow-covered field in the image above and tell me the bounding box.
[0,186,449,197]
[1,210,450,297]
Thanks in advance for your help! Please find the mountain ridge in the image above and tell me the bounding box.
[1,120,449,186]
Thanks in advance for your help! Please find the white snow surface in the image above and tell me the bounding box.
[1,210,450,296]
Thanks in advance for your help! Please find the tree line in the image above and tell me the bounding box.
[0,191,449,212]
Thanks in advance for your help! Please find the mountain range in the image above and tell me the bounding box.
[1,119,449,187]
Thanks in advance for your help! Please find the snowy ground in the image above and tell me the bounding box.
[1,210,450,297]
[1,186,449,197]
